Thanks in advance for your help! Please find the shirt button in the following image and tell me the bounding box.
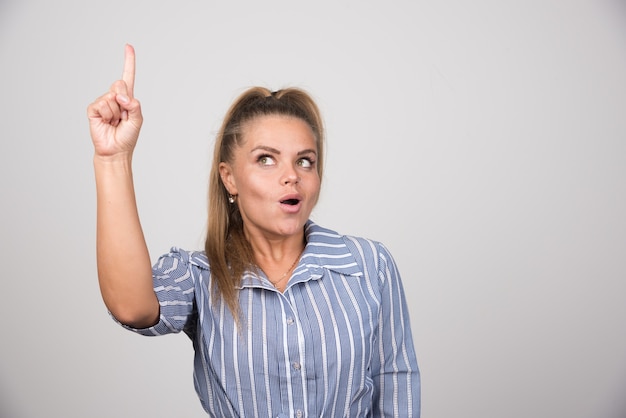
[296,410,303,418]
[286,317,294,325]
[292,361,301,370]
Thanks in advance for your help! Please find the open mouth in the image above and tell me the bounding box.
[281,198,300,206]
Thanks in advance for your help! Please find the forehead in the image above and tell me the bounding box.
[239,114,316,148]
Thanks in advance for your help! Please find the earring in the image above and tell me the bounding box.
[228,194,236,204]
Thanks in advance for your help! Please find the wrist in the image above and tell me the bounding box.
[93,153,135,179]
[93,152,134,166]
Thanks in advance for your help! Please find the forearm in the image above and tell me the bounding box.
[94,155,159,328]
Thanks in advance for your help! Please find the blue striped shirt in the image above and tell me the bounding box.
[122,221,420,417]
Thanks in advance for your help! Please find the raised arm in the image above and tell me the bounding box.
[87,44,159,328]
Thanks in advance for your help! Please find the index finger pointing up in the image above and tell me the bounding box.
[122,44,136,97]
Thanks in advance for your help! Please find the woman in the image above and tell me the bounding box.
[88,44,420,417]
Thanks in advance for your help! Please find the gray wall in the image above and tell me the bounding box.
[1,1,625,417]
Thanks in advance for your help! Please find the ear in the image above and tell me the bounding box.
[219,162,238,195]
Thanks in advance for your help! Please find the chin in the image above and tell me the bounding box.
[275,218,307,235]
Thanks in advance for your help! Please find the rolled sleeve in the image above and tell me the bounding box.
[115,247,197,337]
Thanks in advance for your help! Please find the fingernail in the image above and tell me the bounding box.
[118,94,129,104]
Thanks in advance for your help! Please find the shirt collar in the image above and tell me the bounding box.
[301,220,363,276]
[237,220,363,289]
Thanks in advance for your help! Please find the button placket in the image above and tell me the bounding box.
[278,290,307,417]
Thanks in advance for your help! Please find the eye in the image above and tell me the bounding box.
[297,157,315,169]
[257,154,276,166]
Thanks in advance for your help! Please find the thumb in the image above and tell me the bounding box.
[116,93,142,123]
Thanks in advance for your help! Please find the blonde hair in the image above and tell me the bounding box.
[205,87,325,319]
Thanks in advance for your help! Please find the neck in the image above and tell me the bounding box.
[253,241,305,292]
[267,246,304,291]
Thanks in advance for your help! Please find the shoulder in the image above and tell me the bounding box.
[153,247,210,273]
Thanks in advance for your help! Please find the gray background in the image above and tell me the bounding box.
[1,1,625,417]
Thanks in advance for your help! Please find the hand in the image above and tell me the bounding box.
[87,44,143,158]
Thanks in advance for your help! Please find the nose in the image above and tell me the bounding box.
[282,166,301,185]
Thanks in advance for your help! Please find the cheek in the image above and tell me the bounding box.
[306,177,322,201]
[236,171,270,198]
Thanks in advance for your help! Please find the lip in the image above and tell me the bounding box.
[278,193,303,213]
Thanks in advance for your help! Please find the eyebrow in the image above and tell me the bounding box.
[250,145,317,156]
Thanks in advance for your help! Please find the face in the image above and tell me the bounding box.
[219,114,321,241]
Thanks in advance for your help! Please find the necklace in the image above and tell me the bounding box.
[270,248,304,287]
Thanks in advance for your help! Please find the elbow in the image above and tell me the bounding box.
[108,302,160,329]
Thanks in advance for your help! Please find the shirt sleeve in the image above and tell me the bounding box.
[113,247,197,337]
[371,243,421,417]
